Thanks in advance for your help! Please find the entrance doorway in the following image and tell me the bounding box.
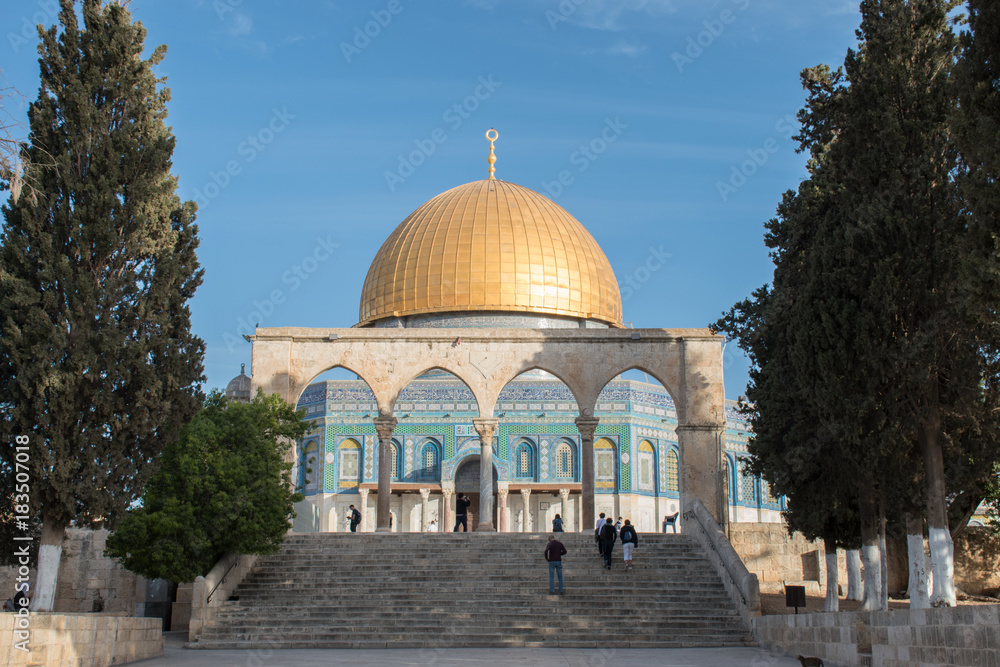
[454,457,498,531]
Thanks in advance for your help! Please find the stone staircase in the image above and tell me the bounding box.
[190,532,753,649]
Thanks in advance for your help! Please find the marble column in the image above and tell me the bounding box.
[442,484,454,533]
[373,416,397,533]
[473,418,499,532]
[497,484,509,532]
[559,488,570,532]
[575,416,600,533]
[519,488,531,533]
[419,488,430,532]
[358,488,370,532]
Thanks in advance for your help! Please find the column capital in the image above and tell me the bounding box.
[373,416,398,440]
[519,487,531,498]
[472,418,500,442]
[574,416,600,438]
[358,488,370,500]
[441,481,455,495]
[419,488,430,500]
[497,487,509,499]
[558,488,570,501]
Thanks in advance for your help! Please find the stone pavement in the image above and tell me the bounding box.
[132,632,802,667]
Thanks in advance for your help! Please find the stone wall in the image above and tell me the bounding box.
[752,611,860,666]
[0,613,162,667]
[752,606,1000,667]
[0,528,140,614]
[730,523,1000,597]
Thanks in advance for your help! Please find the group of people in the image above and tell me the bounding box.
[595,513,638,570]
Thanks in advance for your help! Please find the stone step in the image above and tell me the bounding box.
[191,532,751,650]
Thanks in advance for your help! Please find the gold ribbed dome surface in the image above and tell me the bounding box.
[359,179,622,326]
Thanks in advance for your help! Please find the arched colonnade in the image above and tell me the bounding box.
[250,326,727,531]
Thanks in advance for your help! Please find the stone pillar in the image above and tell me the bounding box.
[519,488,531,533]
[497,484,509,532]
[419,488,430,532]
[442,484,454,533]
[358,488,370,533]
[676,424,725,524]
[373,416,398,533]
[559,488,570,532]
[473,418,499,532]
[575,416,600,533]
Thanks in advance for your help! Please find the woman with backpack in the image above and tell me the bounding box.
[552,513,564,532]
[619,519,639,570]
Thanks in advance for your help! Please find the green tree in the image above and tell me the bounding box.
[106,391,306,583]
[0,0,203,610]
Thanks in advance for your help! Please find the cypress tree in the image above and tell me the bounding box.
[0,0,204,610]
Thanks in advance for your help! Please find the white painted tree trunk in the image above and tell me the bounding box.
[846,549,863,600]
[929,526,957,606]
[879,518,889,611]
[906,514,930,609]
[29,519,65,612]
[861,543,882,611]
[824,549,840,612]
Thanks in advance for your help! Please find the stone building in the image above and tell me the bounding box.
[246,132,785,534]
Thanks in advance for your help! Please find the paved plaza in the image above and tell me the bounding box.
[133,632,801,667]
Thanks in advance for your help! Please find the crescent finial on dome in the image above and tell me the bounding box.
[486,128,498,180]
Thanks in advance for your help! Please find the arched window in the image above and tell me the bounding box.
[723,456,735,504]
[637,440,655,492]
[739,457,756,504]
[419,441,440,480]
[665,448,679,493]
[390,441,400,481]
[514,440,535,479]
[555,441,574,479]
[301,441,319,491]
[339,438,361,489]
[594,438,616,491]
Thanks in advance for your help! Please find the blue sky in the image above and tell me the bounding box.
[2,0,863,400]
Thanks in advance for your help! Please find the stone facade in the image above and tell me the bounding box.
[0,614,162,667]
[294,373,784,535]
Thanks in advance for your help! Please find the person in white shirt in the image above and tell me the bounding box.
[594,512,606,555]
[427,520,438,532]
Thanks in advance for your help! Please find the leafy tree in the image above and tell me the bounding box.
[0,0,203,610]
[106,391,306,583]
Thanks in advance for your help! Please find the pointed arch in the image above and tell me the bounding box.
[513,437,536,480]
[418,438,442,480]
[390,440,401,481]
[637,439,656,493]
[554,438,576,480]
[300,440,320,493]
[665,446,679,494]
[594,437,617,493]
[337,438,362,490]
[390,366,481,416]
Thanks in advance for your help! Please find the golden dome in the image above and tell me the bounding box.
[358,179,622,327]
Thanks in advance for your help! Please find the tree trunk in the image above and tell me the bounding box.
[921,386,956,607]
[859,478,882,611]
[29,514,66,612]
[823,537,839,612]
[906,513,930,609]
[846,549,863,600]
[879,507,889,611]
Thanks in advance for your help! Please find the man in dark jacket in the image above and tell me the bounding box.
[619,519,639,570]
[348,504,362,532]
[454,493,471,532]
[599,517,617,570]
[544,535,567,594]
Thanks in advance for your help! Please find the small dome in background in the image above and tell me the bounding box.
[226,363,252,403]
